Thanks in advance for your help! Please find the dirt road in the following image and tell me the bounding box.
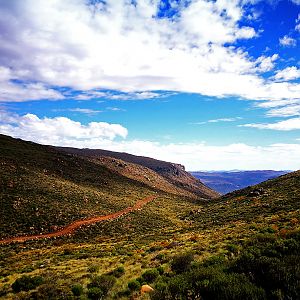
[0,195,156,244]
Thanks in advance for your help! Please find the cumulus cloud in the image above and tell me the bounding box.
[240,117,300,130]
[279,35,297,47]
[113,141,300,171]
[0,0,299,104]
[0,111,128,145]
[274,66,300,81]
[1,116,300,170]
[255,54,279,72]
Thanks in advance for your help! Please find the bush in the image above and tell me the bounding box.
[87,275,116,296]
[128,279,141,291]
[12,275,44,292]
[157,266,164,275]
[170,252,194,274]
[88,265,99,273]
[142,269,160,283]
[31,284,73,300]
[71,284,84,296]
[109,266,125,278]
[87,287,104,300]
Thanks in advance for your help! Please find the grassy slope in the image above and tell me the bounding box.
[0,135,299,299]
[0,134,163,239]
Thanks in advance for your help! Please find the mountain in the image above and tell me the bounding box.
[190,170,289,194]
[58,147,219,199]
[0,134,299,300]
[0,134,217,239]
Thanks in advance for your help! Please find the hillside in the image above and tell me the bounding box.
[0,134,217,239]
[0,135,299,300]
[58,147,219,199]
[190,170,289,194]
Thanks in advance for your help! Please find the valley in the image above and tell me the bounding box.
[0,135,299,300]
[191,170,289,194]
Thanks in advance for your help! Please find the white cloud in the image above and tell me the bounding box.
[192,117,242,125]
[279,35,297,47]
[295,13,300,31]
[1,111,299,170]
[0,67,64,102]
[0,111,128,145]
[0,0,299,104]
[107,91,174,100]
[241,117,300,130]
[106,107,126,111]
[69,108,103,114]
[255,54,278,72]
[2,116,300,170]
[274,66,300,81]
[267,105,300,117]
[256,99,300,117]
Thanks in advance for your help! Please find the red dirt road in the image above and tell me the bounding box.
[0,195,156,245]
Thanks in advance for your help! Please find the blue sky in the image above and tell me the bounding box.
[0,0,300,170]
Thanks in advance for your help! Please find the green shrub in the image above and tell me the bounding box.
[155,253,165,261]
[88,265,99,273]
[31,284,73,300]
[87,275,116,296]
[128,279,141,291]
[142,269,160,283]
[72,284,84,296]
[117,289,131,298]
[226,243,239,255]
[12,275,44,292]
[87,287,103,300]
[109,266,125,278]
[170,252,194,274]
[157,266,164,275]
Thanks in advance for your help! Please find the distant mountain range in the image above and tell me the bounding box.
[190,170,290,194]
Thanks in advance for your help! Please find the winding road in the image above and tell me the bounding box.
[0,195,156,245]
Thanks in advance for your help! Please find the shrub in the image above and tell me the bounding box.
[109,266,125,278]
[170,252,194,274]
[12,275,44,292]
[128,279,141,291]
[157,266,164,275]
[155,253,165,261]
[72,284,84,296]
[31,284,73,300]
[88,265,99,273]
[87,287,104,300]
[87,275,116,296]
[142,269,160,283]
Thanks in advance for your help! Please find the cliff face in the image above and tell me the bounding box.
[58,147,220,199]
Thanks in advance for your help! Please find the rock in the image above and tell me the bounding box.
[141,285,154,293]
[248,188,265,197]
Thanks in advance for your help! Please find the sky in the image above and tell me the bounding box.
[0,0,300,171]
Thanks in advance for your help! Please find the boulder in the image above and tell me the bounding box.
[141,284,154,293]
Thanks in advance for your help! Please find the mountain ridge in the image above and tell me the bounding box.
[57,146,219,199]
[191,170,289,194]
